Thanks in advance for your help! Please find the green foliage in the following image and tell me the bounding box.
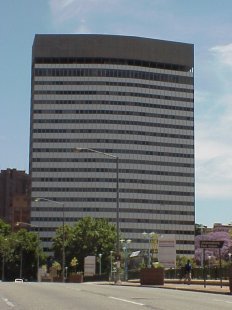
[0,219,11,236]
[150,233,158,256]
[70,257,78,272]
[52,261,61,271]
[52,216,117,272]
[0,223,45,280]
[195,223,206,236]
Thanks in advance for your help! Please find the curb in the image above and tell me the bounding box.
[106,281,231,295]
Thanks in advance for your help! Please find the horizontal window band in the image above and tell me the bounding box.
[32,139,193,149]
[30,216,194,225]
[34,67,193,84]
[34,80,193,94]
[33,109,193,121]
[31,167,194,177]
[31,206,194,215]
[33,118,193,130]
[31,157,194,168]
[33,90,193,104]
[31,196,194,205]
[34,99,193,112]
[32,177,194,187]
[33,128,193,140]
[34,57,192,72]
[32,147,194,159]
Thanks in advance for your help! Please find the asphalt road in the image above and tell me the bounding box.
[0,282,232,310]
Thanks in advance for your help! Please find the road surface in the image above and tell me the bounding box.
[0,282,231,310]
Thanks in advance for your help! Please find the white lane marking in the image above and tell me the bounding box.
[2,298,15,307]
[109,296,144,306]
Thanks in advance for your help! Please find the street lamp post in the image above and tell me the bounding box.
[99,253,102,276]
[34,198,65,283]
[142,232,155,268]
[19,248,23,279]
[199,225,205,268]
[74,147,120,255]
[120,239,131,281]
[1,253,5,281]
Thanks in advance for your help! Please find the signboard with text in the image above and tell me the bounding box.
[158,235,176,268]
[84,256,96,276]
[200,241,224,249]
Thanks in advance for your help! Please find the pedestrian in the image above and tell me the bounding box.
[184,259,192,284]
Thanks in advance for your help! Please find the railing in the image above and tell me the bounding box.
[165,267,232,280]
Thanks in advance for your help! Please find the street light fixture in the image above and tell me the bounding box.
[34,197,66,283]
[120,239,131,281]
[142,232,155,268]
[110,250,113,280]
[16,222,40,281]
[74,147,120,255]
[228,253,231,263]
[208,255,212,279]
[99,253,102,275]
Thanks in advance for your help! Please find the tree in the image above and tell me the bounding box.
[52,217,117,272]
[0,220,45,280]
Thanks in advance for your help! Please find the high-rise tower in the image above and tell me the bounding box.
[30,34,194,255]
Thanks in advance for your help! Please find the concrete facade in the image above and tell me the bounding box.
[30,34,195,255]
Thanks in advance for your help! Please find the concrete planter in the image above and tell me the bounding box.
[140,268,164,285]
[68,274,83,283]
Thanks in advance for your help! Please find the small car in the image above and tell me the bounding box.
[14,278,23,283]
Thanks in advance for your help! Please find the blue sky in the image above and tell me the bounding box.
[1,0,232,227]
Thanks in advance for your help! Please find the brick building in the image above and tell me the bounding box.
[0,169,30,229]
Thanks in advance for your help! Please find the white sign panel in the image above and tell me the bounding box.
[84,256,96,276]
[158,235,176,268]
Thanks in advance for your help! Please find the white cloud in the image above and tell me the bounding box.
[195,91,232,199]
[195,43,232,200]
[210,43,232,66]
[196,182,232,199]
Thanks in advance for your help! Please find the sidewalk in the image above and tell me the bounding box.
[109,279,231,295]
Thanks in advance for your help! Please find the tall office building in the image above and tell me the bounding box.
[30,34,194,256]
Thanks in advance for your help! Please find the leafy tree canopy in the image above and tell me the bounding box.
[52,216,117,271]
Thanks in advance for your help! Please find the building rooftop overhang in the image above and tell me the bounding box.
[32,34,194,70]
